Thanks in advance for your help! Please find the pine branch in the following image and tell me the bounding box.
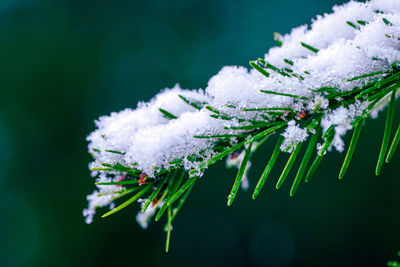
[83,0,400,253]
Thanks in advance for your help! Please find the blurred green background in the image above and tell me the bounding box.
[0,0,400,266]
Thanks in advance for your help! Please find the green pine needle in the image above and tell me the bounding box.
[353,97,383,125]
[318,125,335,156]
[207,123,286,166]
[155,172,184,221]
[194,134,248,139]
[276,142,303,189]
[244,123,287,145]
[260,90,309,100]
[227,122,280,130]
[290,126,321,196]
[376,89,397,175]
[101,184,152,218]
[273,32,282,47]
[156,201,169,222]
[165,206,172,253]
[257,58,266,65]
[142,177,168,213]
[96,180,139,186]
[264,62,291,77]
[383,18,393,26]
[242,107,294,112]
[339,119,364,179]
[284,59,294,66]
[159,108,178,119]
[252,136,284,199]
[207,140,247,166]
[357,20,366,26]
[104,150,126,155]
[386,122,400,163]
[266,111,285,116]
[206,105,234,121]
[347,71,386,82]
[367,83,399,102]
[346,21,358,29]
[300,42,319,53]
[167,176,198,206]
[355,72,400,99]
[210,114,233,121]
[205,105,220,114]
[249,61,270,77]
[96,162,141,176]
[171,181,195,221]
[227,143,252,206]
[178,94,203,110]
[108,187,141,200]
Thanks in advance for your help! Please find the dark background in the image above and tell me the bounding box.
[0,0,399,266]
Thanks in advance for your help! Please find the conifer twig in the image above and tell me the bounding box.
[83,0,400,254]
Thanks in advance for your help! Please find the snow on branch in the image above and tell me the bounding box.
[83,0,400,248]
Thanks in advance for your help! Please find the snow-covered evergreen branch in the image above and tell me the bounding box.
[84,0,400,252]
